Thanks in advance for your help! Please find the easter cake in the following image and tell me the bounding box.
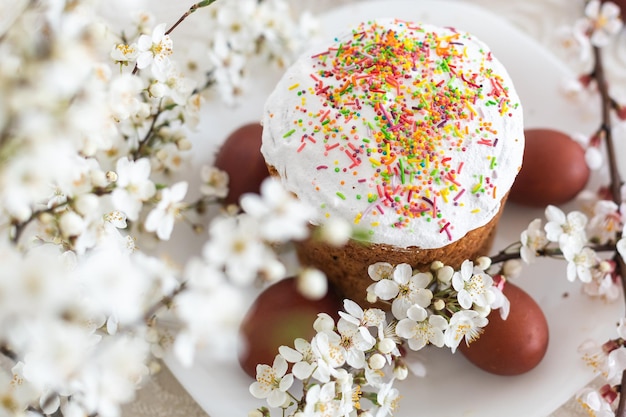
[261,18,525,304]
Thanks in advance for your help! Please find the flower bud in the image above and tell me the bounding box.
[177,138,192,151]
[106,170,118,183]
[368,353,386,370]
[476,256,492,270]
[378,338,396,354]
[59,211,85,238]
[74,194,99,216]
[317,218,352,246]
[502,260,522,279]
[297,268,327,300]
[394,363,409,380]
[437,265,454,283]
[433,299,446,311]
[430,260,444,271]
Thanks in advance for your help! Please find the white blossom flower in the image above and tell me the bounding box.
[153,142,188,173]
[576,386,615,417]
[520,218,548,263]
[583,260,621,301]
[108,73,146,121]
[110,42,138,64]
[310,330,345,383]
[452,260,496,309]
[373,263,433,320]
[302,381,340,417]
[579,338,613,377]
[144,181,188,240]
[239,177,313,242]
[149,60,196,106]
[489,283,511,320]
[584,0,624,47]
[544,205,588,251]
[249,355,294,408]
[444,310,488,353]
[136,23,173,70]
[562,245,598,283]
[200,165,229,198]
[607,347,626,385]
[336,315,376,369]
[111,157,156,221]
[202,214,269,285]
[174,263,244,365]
[207,31,247,105]
[396,305,448,351]
[587,200,622,244]
[375,380,400,417]
[278,338,316,380]
[368,262,394,282]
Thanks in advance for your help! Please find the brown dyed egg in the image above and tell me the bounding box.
[509,128,590,207]
[214,122,269,206]
[238,277,343,379]
[459,282,549,376]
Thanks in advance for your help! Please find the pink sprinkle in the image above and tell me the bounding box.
[458,162,464,174]
[454,189,465,201]
[311,51,329,59]
[297,143,306,153]
[445,172,460,186]
[477,139,493,146]
[358,178,367,183]
[316,165,328,170]
[376,204,385,214]
[325,143,340,151]
[440,222,452,240]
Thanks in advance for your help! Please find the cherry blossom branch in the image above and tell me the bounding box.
[131,0,217,75]
[164,0,218,37]
[590,38,626,417]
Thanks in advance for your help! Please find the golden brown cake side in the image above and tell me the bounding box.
[294,199,505,306]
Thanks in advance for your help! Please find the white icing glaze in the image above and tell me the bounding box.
[261,18,524,249]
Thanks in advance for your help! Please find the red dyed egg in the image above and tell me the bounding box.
[214,122,269,206]
[509,128,590,207]
[459,282,549,376]
[238,277,343,379]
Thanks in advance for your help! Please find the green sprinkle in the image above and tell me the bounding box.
[336,192,346,200]
[283,129,296,138]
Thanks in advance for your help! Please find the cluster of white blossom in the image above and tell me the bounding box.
[519,202,625,300]
[250,259,509,416]
[0,0,317,416]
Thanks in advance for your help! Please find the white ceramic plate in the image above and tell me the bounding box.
[164,1,624,416]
